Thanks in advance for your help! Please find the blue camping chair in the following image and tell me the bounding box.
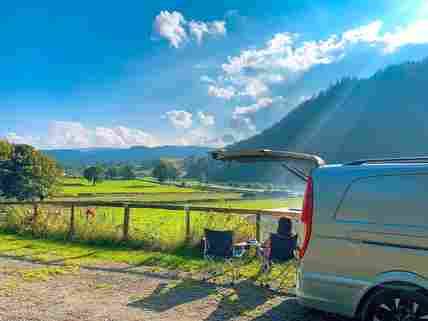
[202,229,247,284]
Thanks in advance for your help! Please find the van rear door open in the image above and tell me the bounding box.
[211,149,325,181]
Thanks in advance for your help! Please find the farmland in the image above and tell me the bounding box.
[60,178,198,195]
[0,177,302,291]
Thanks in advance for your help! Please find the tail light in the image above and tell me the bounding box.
[299,176,313,259]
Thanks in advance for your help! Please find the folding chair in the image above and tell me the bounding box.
[201,229,247,284]
[260,233,297,289]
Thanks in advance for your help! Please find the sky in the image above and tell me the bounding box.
[2,0,428,149]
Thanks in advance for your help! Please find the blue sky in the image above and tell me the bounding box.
[2,0,428,149]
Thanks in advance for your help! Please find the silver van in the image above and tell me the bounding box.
[212,150,428,321]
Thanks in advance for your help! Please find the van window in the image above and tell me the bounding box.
[336,174,428,227]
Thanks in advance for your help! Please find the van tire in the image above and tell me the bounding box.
[360,287,428,321]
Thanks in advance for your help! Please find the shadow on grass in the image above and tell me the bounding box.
[203,279,277,321]
[128,279,217,312]
[0,230,206,281]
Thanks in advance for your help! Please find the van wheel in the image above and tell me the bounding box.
[361,288,428,321]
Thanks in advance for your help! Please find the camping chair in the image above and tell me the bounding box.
[201,229,247,285]
[259,233,297,288]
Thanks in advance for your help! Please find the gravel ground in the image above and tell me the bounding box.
[0,258,351,321]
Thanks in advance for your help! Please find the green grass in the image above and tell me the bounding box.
[54,192,242,203]
[1,197,301,249]
[196,198,302,210]
[0,232,297,290]
[60,178,197,196]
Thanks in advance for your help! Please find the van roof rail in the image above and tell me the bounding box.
[345,157,428,166]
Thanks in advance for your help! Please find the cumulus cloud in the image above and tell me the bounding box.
[233,97,273,117]
[221,19,428,78]
[154,11,226,47]
[197,111,215,127]
[154,11,188,48]
[188,21,209,44]
[242,78,268,97]
[4,122,159,149]
[4,133,40,146]
[342,20,383,43]
[48,121,158,148]
[208,85,236,100]
[209,21,226,35]
[189,20,226,44]
[381,19,428,53]
[165,110,193,129]
[230,115,257,137]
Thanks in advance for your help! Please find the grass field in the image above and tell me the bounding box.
[1,196,301,249]
[61,178,197,195]
[0,177,301,290]
[57,178,243,203]
[0,231,297,290]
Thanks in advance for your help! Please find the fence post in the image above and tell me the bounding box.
[68,204,75,241]
[31,203,39,235]
[122,205,130,242]
[256,212,261,243]
[185,206,191,244]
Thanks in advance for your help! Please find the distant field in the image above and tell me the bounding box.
[60,178,197,195]
[196,198,302,210]
[56,178,242,203]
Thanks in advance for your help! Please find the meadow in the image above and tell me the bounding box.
[60,178,198,195]
[0,177,301,289]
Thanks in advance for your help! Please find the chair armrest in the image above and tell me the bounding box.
[232,243,247,258]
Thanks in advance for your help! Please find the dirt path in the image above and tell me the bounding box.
[0,258,350,321]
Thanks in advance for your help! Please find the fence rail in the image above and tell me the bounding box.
[0,201,301,244]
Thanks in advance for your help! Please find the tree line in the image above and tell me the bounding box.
[82,164,137,185]
[81,161,181,185]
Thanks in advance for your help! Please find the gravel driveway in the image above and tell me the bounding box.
[0,258,350,321]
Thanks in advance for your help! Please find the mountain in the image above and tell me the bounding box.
[232,58,428,163]
[43,145,213,168]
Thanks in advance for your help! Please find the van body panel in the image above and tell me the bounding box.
[296,163,428,318]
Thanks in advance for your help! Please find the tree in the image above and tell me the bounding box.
[152,160,179,183]
[0,140,12,161]
[120,165,136,180]
[186,157,209,183]
[0,144,63,201]
[105,166,119,180]
[83,165,105,185]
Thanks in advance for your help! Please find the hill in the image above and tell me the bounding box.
[43,145,212,168]
[232,58,428,163]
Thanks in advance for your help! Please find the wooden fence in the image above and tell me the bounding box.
[0,201,301,243]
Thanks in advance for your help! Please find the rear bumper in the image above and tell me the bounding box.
[295,264,367,318]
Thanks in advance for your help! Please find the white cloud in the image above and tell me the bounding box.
[165,110,193,129]
[197,111,215,127]
[4,132,40,146]
[154,11,188,48]
[48,121,92,148]
[342,20,383,43]
[5,122,159,149]
[209,21,227,35]
[242,78,268,97]
[208,85,236,100]
[188,21,209,44]
[154,11,226,47]
[230,115,257,136]
[381,19,428,53]
[267,32,295,49]
[233,97,273,117]
[188,20,226,44]
[221,19,428,80]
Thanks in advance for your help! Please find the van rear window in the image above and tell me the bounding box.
[336,174,428,227]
